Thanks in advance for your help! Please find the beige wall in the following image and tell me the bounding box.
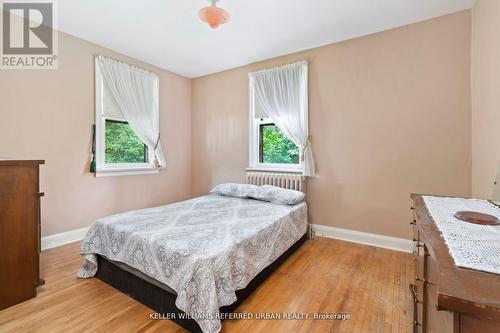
[471,0,500,199]
[0,31,192,236]
[0,10,476,240]
[191,11,472,239]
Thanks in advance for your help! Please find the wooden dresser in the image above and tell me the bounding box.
[0,160,44,310]
[410,194,500,333]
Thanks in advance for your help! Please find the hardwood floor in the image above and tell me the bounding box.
[0,237,414,333]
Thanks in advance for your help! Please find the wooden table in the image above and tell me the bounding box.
[410,194,500,333]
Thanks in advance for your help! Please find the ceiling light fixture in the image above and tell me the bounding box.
[199,0,230,29]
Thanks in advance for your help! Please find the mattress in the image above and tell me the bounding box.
[77,193,307,333]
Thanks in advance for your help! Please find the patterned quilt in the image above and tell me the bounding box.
[77,194,307,333]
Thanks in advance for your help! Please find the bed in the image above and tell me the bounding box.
[78,183,308,333]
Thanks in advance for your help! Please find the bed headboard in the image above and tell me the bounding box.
[246,171,305,192]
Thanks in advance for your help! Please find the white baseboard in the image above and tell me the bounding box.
[41,227,89,250]
[311,224,413,253]
[41,224,413,253]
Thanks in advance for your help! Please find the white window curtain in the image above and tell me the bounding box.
[250,61,315,176]
[96,56,166,167]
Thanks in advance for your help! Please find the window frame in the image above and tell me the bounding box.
[248,77,304,173]
[94,59,158,177]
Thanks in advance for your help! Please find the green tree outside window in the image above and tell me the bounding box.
[105,120,147,163]
[260,124,299,164]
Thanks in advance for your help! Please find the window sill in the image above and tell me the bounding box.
[246,167,303,174]
[95,166,160,177]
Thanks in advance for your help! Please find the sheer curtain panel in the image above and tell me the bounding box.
[96,56,166,168]
[250,61,315,176]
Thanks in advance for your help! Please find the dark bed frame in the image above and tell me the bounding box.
[95,233,308,333]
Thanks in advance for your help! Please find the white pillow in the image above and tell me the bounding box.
[210,183,259,198]
[252,185,306,205]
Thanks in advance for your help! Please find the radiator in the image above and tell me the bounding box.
[246,171,305,192]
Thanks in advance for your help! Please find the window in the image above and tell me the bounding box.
[249,80,303,172]
[248,62,311,173]
[94,57,159,177]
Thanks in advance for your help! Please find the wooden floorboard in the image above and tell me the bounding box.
[0,237,413,333]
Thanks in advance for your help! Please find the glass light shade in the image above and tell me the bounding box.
[199,5,229,29]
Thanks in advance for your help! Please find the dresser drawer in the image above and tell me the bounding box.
[460,314,500,333]
[411,205,418,249]
[415,250,425,281]
[425,251,439,285]
[424,283,454,333]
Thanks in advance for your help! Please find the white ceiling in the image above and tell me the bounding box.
[57,0,474,78]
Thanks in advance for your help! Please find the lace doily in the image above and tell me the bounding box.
[422,196,500,275]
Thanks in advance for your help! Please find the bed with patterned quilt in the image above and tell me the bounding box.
[77,185,308,333]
